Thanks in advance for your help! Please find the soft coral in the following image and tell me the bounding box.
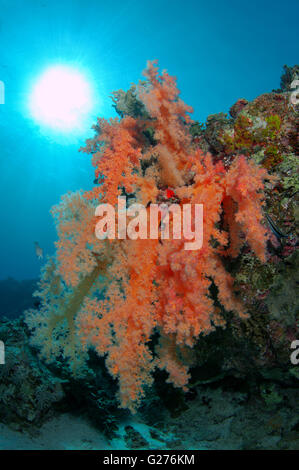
[26,61,272,413]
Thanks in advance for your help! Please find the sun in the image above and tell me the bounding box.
[29,65,93,132]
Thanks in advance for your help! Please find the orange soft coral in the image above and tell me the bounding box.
[26,61,272,413]
[223,155,269,262]
[139,60,193,187]
[81,116,143,206]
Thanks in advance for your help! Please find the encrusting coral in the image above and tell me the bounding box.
[26,61,274,413]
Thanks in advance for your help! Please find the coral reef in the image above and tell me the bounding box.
[278,64,299,93]
[0,316,64,429]
[157,383,299,450]
[23,62,298,421]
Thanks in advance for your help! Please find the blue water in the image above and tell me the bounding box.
[0,0,298,281]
